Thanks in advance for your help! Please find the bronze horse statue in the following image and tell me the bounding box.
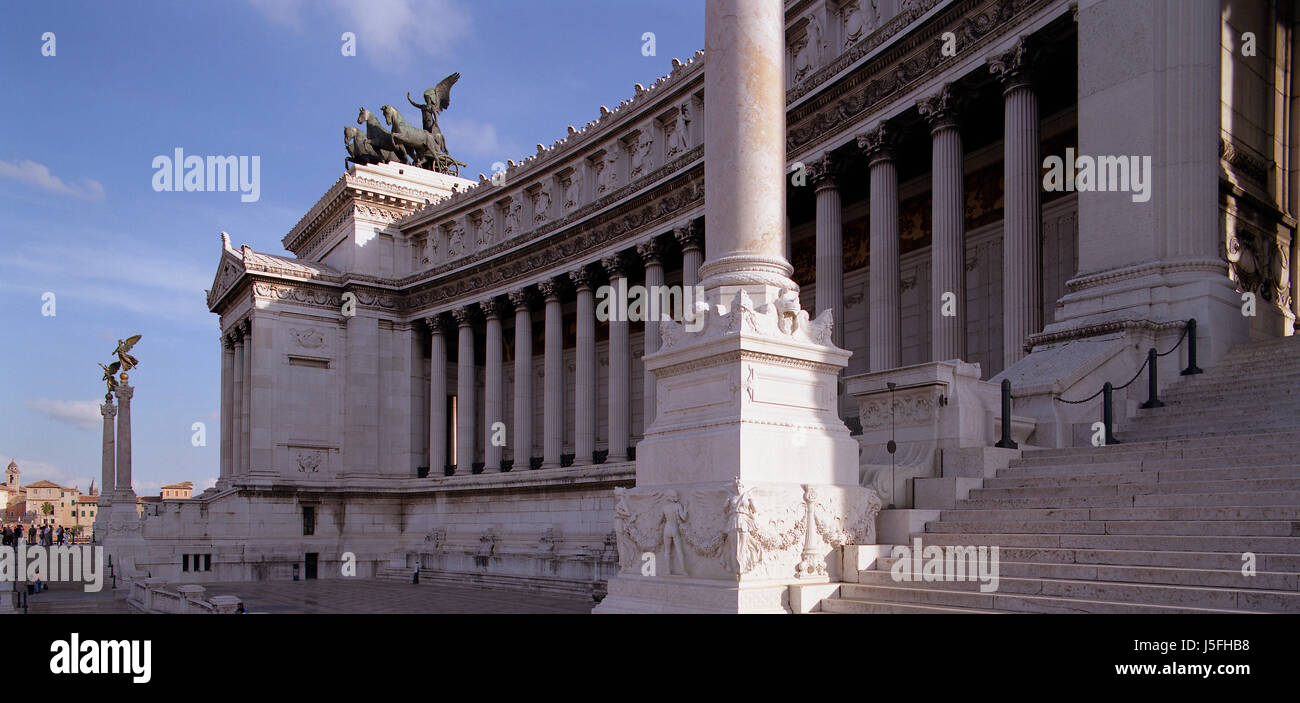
[381,105,440,170]
[357,107,405,164]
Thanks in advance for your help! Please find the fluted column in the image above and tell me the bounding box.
[219,335,234,482]
[454,306,476,475]
[481,299,505,472]
[99,401,115,525]
[603,255,630,461]
[539,278,564,468]
[919,83,966,362]
[698,0,794,301]
[426,316,448,475]
[811,153,844,348]
[991,39,1041,367]
[508,290,533,469]
[859,124,901,371]
[569,267,596,464]
[230,326,245,476]
[239,318,252,475]
[113,383,135,498]
[638,239,665,430]
[675,223,703,290]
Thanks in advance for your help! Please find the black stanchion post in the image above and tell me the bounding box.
[1140,347,1164,409]
[1181,318,1203,375]
[1103,381,1120,445]
[995,378,1017,449]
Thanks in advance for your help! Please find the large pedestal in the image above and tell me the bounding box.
[845,360,1031,508]
[594,291,881,613]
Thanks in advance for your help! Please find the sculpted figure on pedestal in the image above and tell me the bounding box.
[661,490,689,576]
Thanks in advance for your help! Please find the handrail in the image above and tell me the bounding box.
[997,319,1201,447]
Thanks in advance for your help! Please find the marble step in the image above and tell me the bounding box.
[938,505,1300,522]
[1016,430,1300,460]
[924,518,1298,537]
[848,571,1300,611]
[957,490,1300,509]
[911,531,1300,554]
[882,546,1300,571]
[819,597,1001,614]
[832,582,1258,613]
[985,466,1300,488]
[1005,454,1300,474]
[871,557,1300,590]
[968,477,1300,500]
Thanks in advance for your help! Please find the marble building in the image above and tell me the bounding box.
[126,0,1297,608]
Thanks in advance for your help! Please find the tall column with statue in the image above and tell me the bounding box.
[595,0,880,614]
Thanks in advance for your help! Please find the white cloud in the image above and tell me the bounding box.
[0,454,94,493]
[247,0,472,70]
[441,119,520,161]
[0,160,105,202]
[0,240,213,326]
[25,399,102,431]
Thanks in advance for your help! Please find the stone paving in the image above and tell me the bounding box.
[14,580,595,614]
[202,580,596,614]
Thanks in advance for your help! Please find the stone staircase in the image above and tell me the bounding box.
[376,565,419,584]
[823,335,1300,613]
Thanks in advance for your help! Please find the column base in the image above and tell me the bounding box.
[595,575,804,614]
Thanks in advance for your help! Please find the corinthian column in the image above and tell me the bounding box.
[113,383,135,499]
[453,306,477,475]
[919,83,967,362]
[858,124,901,371]
[991,39,1042,368]
[603,254,630,462]
[638,238,665,430]
[231,326,245,476]
[676,223,703,290]
[481,300,505,471]
[569,267,596,464]
[696,0,795,304]
[239,318,252,475]
[98,400,115,536]
[219,335,233,484]
[597,0,876,615]
[508,290,533,469]
[426,316,448,475]
[811,153,844,348]
[539,278,564,468]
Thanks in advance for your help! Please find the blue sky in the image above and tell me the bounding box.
[0,0,704,495]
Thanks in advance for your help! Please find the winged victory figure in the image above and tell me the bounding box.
[113,334,142,380]
[407,72,459,156]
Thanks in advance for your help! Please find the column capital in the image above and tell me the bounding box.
[673,221,702,253]
[568,266,596,291]
[113,383,135,403]
[856,122,898,165]
[807,152,839,191]
[601,252,629,279]
[507,288,534,311]
[425,314,450,335]
[100,402,117,418]
[988,37,1036,92]
[917,82,964,131]
[222,333,236,350]
[636,237,665,267]
[451,306,477,327]
[538,276,564,301]
[479,298,507,320]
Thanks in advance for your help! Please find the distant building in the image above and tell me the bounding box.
[160,481,193,500]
